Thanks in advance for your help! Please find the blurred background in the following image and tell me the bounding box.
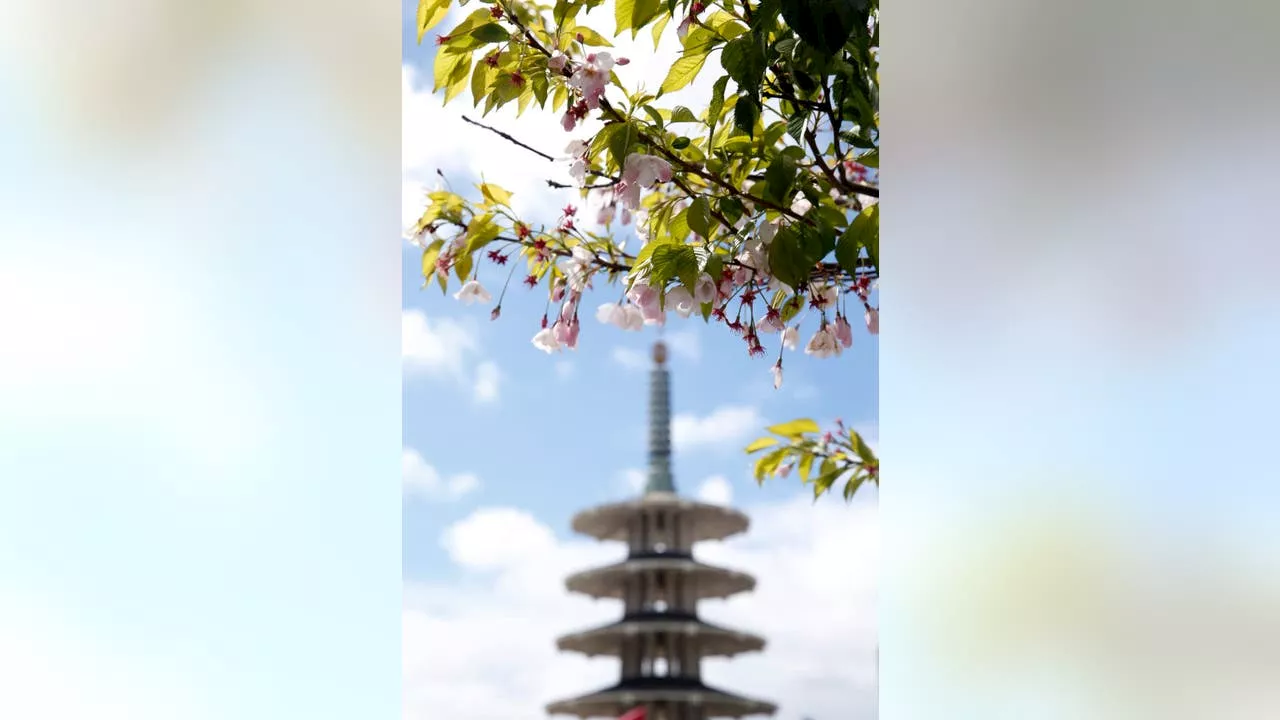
[1,0,1278,718]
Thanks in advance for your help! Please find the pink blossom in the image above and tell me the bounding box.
[568,52,614,109]
[616,57,630,65]
[561,245,596,291]
[810,282,839,309]
[549,52,568,72]
[453,280,492,305]
[622,304,645,330]
[597,203,616,226]
[490,306,501,321]
[693,273,716,304]
[626,281,665,325]
[781,325,800,350]
[620,208,632,225]
[834,314,854,348]
[758,309,784,334]
[561,110,578,132]
[771,360,783,389]
[804,325,843,358]
[596,302,643,331]
[553,317,580,349]
[865,307,879,335]
[758,220,779,245]
[622,153,673,187]
[532,326,561,353]
[666,285,696,318]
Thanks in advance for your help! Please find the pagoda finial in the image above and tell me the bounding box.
[644,340,675,495]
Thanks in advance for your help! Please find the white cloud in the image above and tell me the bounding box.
[696,475,734,505]
[612,346,649,371]
[619,468,647,494]
[402,309,477,378]
[666,326,702,363]
[473,361,501,403]
[403,493,879,720]
[672,405,765,451]
[403,447,480,501]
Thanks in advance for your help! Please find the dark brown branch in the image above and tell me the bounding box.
[462,115,555,161]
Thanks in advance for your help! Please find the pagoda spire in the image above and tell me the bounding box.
[644,340,675,495]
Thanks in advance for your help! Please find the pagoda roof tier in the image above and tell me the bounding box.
[556,614,765,659]
[571,492,750,543]
[546,677,777,718]
[565,556,755,601]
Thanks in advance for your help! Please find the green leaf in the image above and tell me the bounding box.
[641,105,665,129]
[767,418,820,438]
[470,23,511,43]
[785,112,808,143]
[702,253,723,284]
[836,203,877,274]
[470,62,494,106]
[433,51,470,93]
[631,0,662,33]
[720,35,767,99]
[842,473,866,501]
[733,95,760,137]
[454,249,473,283]
[443,55,473,104]
[718,197,744,225]
[745,436,780,454]
[797,451,815,482]
[779,0,866,56]
[687,197,712,238]
[672,136,691,150]
[849,430,878,465]
[753,447,790,483]
[768,223,823,289]
[575,27,614,46]
[707,76,729,141]
[814,467,843,498]
[857,147,879,168]
[670,106,699,124]
[606,121,641,171]
[421,238,444,279]
[649,242,699,290]
[478,182,513,207]
[661,51,711,94]
[613,0,635,35]
[763,154,798,205]
[416,0,451,43]
[650,12,671,49]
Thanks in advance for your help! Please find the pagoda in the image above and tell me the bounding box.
[546,342,777,720]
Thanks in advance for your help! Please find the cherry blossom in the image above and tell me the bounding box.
[865,307,879,335]
[833,314,854,348]
[804,324,843,359]
[781,325,800,351]
[548,52,567,72]
[552,317,581,350]
[626,281,665,325]
[693,273,716,304]
[561,246,596,291]
[622,153,673,188]
[597,203,615,226]
[596,302,643,331]
[453,280,492,305]
[771,360,784,389]
[532,326,561,353]
[568,52,614,109]
[758,308,784,334]
[666,285,696,318]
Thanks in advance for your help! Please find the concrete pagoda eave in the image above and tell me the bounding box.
[570,492,750,543]
[565,556,756,601]
[556,616,766,659]
[547,678,777,719]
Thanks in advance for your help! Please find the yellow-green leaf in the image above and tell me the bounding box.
[416,0,450,43]
[421,238,444,279]
[613,0,634,36]
[753,447,789,483]
[575,27,613,47]
[767,418,820,438]
[650,13,670,49]
[745,437,779,454]
[478,182,513,207]
[443,55,473,104]
[660,51,710,94]
[434,51,470,93]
